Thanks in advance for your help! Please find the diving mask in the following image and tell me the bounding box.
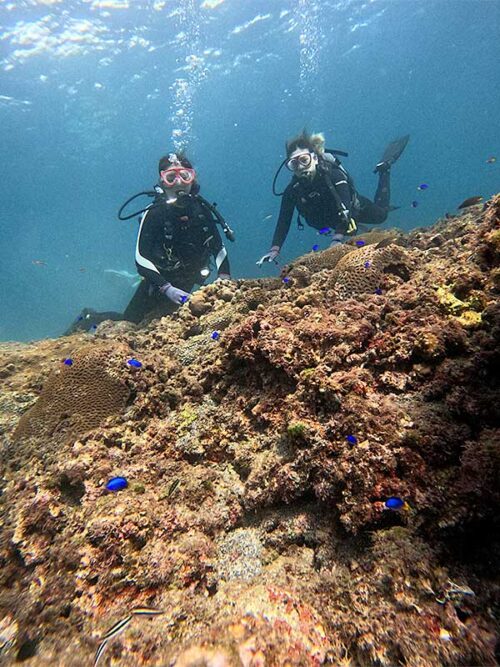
[286,152,313,171]
[160,167,196,187]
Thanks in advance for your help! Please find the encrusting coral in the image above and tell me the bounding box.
[0,196,499,665]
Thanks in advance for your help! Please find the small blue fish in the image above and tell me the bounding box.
[312,244,319,252]
[106,477,128,492]
[282,277,290,284]
[417,184,428,191]
[364,261,371,269]
[384,496,404,510]
[211,331,220,340]
[180,295,188,304]
[126,358,142,368]
[411,201,419,208]
[375,288,383,295]
[77,315,84,322]
[346,435,358,445]
[355,240,365,247]
[318,227,331,235]
[63,358,73,366]
[89,324,98,332]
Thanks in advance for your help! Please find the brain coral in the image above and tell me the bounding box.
[331,243,412,300]
[12,343,131,448]
[289,243,353,273]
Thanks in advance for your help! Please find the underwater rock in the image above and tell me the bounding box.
[0,197,499,666]
[189,292,213,317]
[216,528,263,582]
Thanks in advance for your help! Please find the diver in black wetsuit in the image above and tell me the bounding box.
[257,130,409,265]
[66,153,233,334]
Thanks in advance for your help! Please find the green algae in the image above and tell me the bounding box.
[287,421,308,438]
[178,405,198,430]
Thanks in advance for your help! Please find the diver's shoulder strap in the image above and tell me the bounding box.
[194,194,235,242]
[321,154,356,195]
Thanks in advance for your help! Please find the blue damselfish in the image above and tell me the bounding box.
[106,477,128,492]
[384,497,404,510]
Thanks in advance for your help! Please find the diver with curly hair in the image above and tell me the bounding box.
[257,131,409,265]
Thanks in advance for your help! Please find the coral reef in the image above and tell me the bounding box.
[11,344,132,454]
[0,197,499,665]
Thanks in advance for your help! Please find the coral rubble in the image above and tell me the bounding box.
[0,197,499,666]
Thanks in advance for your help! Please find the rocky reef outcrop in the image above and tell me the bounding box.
[0,197,499,666]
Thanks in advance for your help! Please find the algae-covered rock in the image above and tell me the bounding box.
[0,196,499,666]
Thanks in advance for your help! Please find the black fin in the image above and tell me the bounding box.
[380,134,410,165]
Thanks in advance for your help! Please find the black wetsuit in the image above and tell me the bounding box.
[65,194,230,334]
[271,154,391,249]
[124,194,230,323]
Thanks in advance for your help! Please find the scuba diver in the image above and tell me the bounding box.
[256,130,409,265]
[66,152,234,334]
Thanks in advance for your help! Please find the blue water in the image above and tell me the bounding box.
[0,0,499,342]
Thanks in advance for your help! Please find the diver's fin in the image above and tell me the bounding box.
[374,135,410,173]
[381,135,410,164]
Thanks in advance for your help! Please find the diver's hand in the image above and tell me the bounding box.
[329,233,346,247]
[256,245,280,266]
[159,282,190,305]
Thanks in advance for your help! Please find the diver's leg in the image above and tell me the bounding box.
[372,134,409,210]
[123,280,160,323]
[356,194,388,226]
[64,307,124,335]
[374,168,390,210]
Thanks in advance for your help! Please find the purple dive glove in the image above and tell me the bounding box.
[256,245,280,266]
[159,282,190,305]
[329,233,345,247]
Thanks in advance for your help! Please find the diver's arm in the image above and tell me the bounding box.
[271,185,296,249]
[134,206,166,287]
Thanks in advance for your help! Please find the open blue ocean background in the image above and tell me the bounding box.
[0,0,499,342]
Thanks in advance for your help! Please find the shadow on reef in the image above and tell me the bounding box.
[0,197,499,665]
